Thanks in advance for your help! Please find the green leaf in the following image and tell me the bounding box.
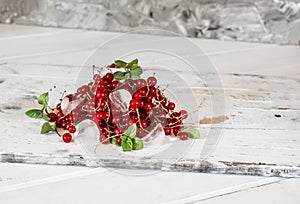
[130,67,143,76]
[25,109,43,119]
[52,123,56,131]
[127,59,138,69]
[38,92,49,107]
[40,122,54,134]
[42,114,50,121]
[124,124,137,138]
[132,138,143,150]
[114,72,126,80]
[131,75,140,80]
[124,72,131,79]
[121,137,133,151]
[114,60,127,68]
[181,128,200,139]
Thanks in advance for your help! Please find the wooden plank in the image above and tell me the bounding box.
[0,62,299,177]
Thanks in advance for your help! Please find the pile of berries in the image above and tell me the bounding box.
[26,59,198,151]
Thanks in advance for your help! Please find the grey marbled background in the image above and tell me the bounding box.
[0,0,300,45]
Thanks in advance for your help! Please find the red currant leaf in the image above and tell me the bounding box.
[114,60,127,68]
[42,114,50,121]
[131,74,140,80]
[127,58,138,69]
[38,92,49,107]
[130,67,143,76]
[114,72,126,80]
[181,128,200,139]
[121,137,133,151]
[124,124,137,138]
[132,138,143,150]
[52,123,56,131]
[25,109,43,119]
[124,72,131,79]
[40,122,54,134]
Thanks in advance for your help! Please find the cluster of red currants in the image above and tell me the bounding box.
[47,69,189,143]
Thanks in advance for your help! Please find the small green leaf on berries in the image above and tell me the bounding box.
[132,138,143,150]
[127,58,138,69]
[114,60,127,68]
[42,114,50,121]
[121,136,133,151]
[130,67,143,76]
[38,92,49,107]
[124,72,131,79]
[40,122,54,134]
[181,128,200,139]
[131,74,140,80]
[114,72,126,80]
[124,124,137,138]
[25,109,43,119]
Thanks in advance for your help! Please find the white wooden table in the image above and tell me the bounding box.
[0,24,299,204]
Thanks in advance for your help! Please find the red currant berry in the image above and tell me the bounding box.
[172,127,179,136]
[56,103,62,111]
[168,102,176,111]
[147,76,157,86]
[114,127,122,135]
[111,117,121,125]
[111,81,119,89]
[136,79,146,87]
[62,133,72,143]
[68,125,76,133]
[140,119,149,129]
[133,92,143,100]
[130,99,143,108]
[108,63,117,68]
[93,74,101,81]
[116,137,122,145]
[164,127,172,135]
[179,110,188,119]
[148,85,156,95]
[97,82,106,90]
[179,132,189,141]
[48,113,57,122]
[104,73,114,83]
[81,85,89,94]
[143,102,153,111]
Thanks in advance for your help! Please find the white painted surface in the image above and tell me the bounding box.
[0,24,299,203]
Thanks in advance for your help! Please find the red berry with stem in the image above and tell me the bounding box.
[111,81,119,89]
[168,102,175,110]
[62,133,72,143]
[137,79,147,87]
[104,73,114,83]
[68,125,76,133]
[164,127,172,135]
[56,103,62,111]
[179,110,188,119]
[147,76,157,86]
[148,86,156,95]
[108,63,117,68]
[114,127,122,135]
[172,127,179,136]
[48,113,57,122]
[133,92,143,100]
[116,137,122,145]
[179,132,189,141]
[140,119,149,129]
